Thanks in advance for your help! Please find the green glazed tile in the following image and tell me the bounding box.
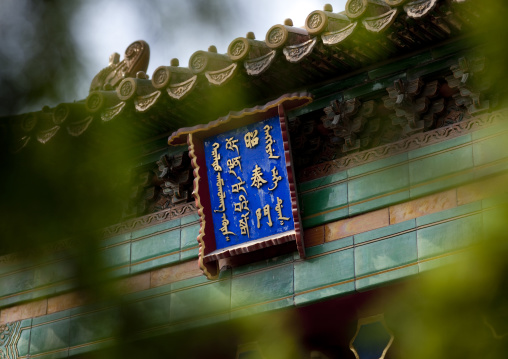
[305,236,353,257]
[29,350,69,359]
[179,246,199,261]
[107,267,130,278]
[408,135,472,160]
[416,201,481,227]
[409,145,473,186]
[473,132,508,166]
[125,294,171,331]
[355,232,417,278]
[34,260,74,288]
[69,301,111,316]
[355,265,418,291]
[230,298,293,320]
[100,243,131,269]
[124,283,172,302]
[0,258,31,276]
[232,253,294,276]
[170,279,230,323]
[368,52,433,80]
[348,164,409,204]
[68,340,113,357]
[20,318,32,327]
[168,313,230,334]
[349,191,409,216]
[302,207,349,228]
[417,214,483,260]
[29,319,70,355]
[0,270,34,297]
[33,310,70,326]
[131,229,180,264]
[300,182,348,218]
[294,281,355,306]
[0,288,55,309]
[348,153,408,177]
[473,159,508,180]
[295,248,354,293]
[69,308,119,347]
[471,122,508,141]
[298,171,348,193]
[418,250,470,272]
[101,233,130,248]
[482,193,508,235]
[170,274,209,292]
[181,213,200,225]
[130,252,180,274]
[136,323,173,341]
[231,264,293,309]
[180,224,199,251]
[410,171,474,198]
[130,219,180,240]
[17,328,32,357]
[355,219,416,244]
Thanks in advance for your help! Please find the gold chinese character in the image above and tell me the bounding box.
[250,165,267,189]
[232,176,247,194]
[244,130,259,148]
[234,195,249,212]
[275,197,290,225]
[211,142,222,172]
[226,137,239,154]
[264,204,273,227]
[227,156,242,176]
[239,212,250,237]
[256,204,273,228]
[268,167,283,191]
[220,213,235,241]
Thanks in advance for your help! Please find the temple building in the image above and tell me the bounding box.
[1,0,507,358]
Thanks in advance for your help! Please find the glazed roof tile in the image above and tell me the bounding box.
[3,0,478,153]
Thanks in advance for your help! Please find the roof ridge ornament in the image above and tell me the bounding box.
[89,40,150,92]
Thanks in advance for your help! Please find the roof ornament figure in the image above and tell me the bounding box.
[89,40,150,92]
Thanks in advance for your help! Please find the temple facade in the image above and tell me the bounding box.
[1,0,507,358]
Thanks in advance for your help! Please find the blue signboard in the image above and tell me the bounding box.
[203,116,295,250]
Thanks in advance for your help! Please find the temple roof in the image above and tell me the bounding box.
[2,0,479,154]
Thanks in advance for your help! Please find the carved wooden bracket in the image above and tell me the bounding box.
[321,98,379,152]
[155,151,193,206]
[123,151,193,219]
[383,78,443,135]
[446,56,490,115]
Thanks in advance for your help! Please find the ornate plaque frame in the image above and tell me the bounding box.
[168,93,312,279]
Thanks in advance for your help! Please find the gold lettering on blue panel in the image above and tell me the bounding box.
[204,116,295,250]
